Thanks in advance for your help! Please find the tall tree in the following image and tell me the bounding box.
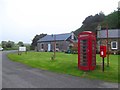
[101,11,118,29]
[1,41,7,48]
[17,41,24,46]
[74,12,105,36]
[74,10,119,37]
[31,34,47,50]
[6,41,15,48]
[118,8,120,29]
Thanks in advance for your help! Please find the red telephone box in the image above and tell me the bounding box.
[78,31,96,71]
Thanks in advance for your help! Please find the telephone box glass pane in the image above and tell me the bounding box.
[80,39,88,66]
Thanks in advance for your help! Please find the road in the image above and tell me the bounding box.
[2,51,119,88]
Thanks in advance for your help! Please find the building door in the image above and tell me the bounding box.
[48,44,51,51]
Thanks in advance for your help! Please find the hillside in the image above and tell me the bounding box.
[74,11,119,36]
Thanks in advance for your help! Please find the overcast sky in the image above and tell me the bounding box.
[0,0,119,44]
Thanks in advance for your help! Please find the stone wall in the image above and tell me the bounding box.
[37,41,70,52]
[97,38,120,54]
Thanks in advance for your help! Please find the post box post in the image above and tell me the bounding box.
[102,57,104,72]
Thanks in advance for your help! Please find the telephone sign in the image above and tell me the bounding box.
[100,46,106,57]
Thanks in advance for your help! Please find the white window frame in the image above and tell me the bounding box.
[111,41,118,50]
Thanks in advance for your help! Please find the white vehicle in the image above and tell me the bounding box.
[0,47,3,51]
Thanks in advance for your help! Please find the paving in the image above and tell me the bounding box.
[1,51,119,88]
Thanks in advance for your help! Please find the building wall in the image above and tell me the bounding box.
[97,38,120,54]
[37,41,70,52]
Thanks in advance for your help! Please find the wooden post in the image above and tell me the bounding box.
[106,24,109,67]
[54,35,56,59]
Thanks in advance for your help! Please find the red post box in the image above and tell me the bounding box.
[100,46,106,57]
[100,46,106,72]
[78,31,96,71]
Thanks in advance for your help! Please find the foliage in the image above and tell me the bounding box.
[70,42,78,54]
[118,9,120,29]
[74,12,105,36]
[6,41,15,48]
[17,41,24,46]
[1,41,7,48]
[2,41,15,49]
[74,11,119,36]
[1,40,30,50]
[31,33,47,50]
[24,44,31,51]
[8,52,118,83]
[101,11,118,29]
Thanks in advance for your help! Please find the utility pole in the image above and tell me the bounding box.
[106,24,109,67]
[54,35,56,59]
[118,1,120,29]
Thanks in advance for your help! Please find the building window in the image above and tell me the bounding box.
[56,43,59,48]
[111,41,118,49]
[41,44,44,49]
[71,33,74,39]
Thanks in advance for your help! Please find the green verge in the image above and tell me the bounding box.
[7,52,119,83]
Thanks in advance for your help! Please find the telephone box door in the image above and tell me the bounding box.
[78,37,89,70]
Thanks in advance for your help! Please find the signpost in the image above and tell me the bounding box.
[18,47,27,55]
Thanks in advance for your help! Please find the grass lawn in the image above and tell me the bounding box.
[7,52,119,83]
